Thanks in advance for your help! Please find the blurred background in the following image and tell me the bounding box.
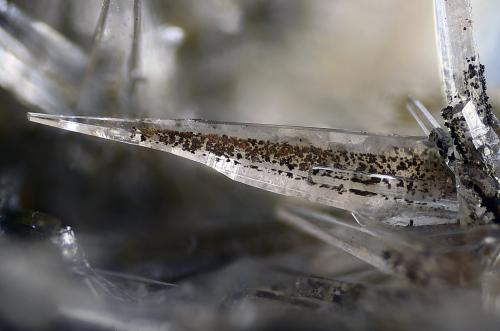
[0,0,499,330]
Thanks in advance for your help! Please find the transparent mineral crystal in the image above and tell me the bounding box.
[31,0,500,228]
[27,112,458,226]
[434,0,487,111]
[75,0,141,113]
[76,0,184,116]
[0,0,86,113]
[0,0,183,117]
[278,205,499,286]
[434,0,500,224]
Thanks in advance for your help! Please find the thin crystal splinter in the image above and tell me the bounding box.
[406,98,441,136]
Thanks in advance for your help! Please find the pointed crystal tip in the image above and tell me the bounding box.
[27,112,42,120]
[28,112,51,121]
[28,112,105,136]
[28,112,67,129]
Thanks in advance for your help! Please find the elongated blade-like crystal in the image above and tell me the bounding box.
[28,113,458,225]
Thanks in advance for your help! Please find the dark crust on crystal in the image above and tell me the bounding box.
[462,59,499,134]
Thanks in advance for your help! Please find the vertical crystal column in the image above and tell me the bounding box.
[434,0,499,224]
[74,0,138,114]
[434,0,483,108]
